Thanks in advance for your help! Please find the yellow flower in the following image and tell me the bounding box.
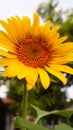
[0,13,73,90]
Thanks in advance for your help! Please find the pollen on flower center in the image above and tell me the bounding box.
[16,38,50,68]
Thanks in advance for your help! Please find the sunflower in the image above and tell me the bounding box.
[0,13,73,90]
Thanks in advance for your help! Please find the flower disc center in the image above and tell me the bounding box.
[16,38,50,68]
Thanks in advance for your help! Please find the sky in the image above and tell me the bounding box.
[0,0,73,98]
[0,0,73,19]
[0,85,8,98]
[66,85,73,101]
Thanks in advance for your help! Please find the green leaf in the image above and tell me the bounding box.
[54,110,73,118]
[14,117,51,130]
[31,105,73,123]
[55,123,73,130]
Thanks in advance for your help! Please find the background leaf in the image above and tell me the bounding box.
[31,105,73,123]
[55,123,73,130]
[14,117,51,130]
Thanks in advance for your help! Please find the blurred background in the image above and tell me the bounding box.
[0,0,73,129]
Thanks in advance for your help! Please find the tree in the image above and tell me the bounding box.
[37,0,63,24]
[60,10,73,41]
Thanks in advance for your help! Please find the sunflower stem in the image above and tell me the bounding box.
[22,79,28,130]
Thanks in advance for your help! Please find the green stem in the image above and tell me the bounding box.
[22,79,28,130]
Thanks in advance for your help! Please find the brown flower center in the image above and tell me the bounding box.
[16,38,50,68]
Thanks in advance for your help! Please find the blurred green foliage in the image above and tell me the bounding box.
[37,0,63,24]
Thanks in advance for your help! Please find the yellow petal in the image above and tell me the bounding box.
[39,21,51,37]
[17,66,31,79]
[0,58,16,66]
[39,20,51,41]
[44,26,60,44]
[51,36,67,48]
[45,66,67,84]
[50,33,60,43]
[13,15,25,38]
[0,41,15,53]
[0,30,15,52]
[0,19,18,42]
[50,54,73,64]
[26,68,38,85]
[31,13,40,37]
[22,16,31,37]
[0,49,16,58]
[32,13,40,30]
[46,33,60,47]
[50,65,73,75]
[56,36,67,44]
[18,66,38,89]
[54,42,73,55]
[44,20,51,31]
[49,25,61,37]
[0,58,9,66]
[2,60,24,77]
[37,68,50,89]
[7,17,23,40]
[27,83,35,90]
[0,30,10,40]
[17,66,38,84]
